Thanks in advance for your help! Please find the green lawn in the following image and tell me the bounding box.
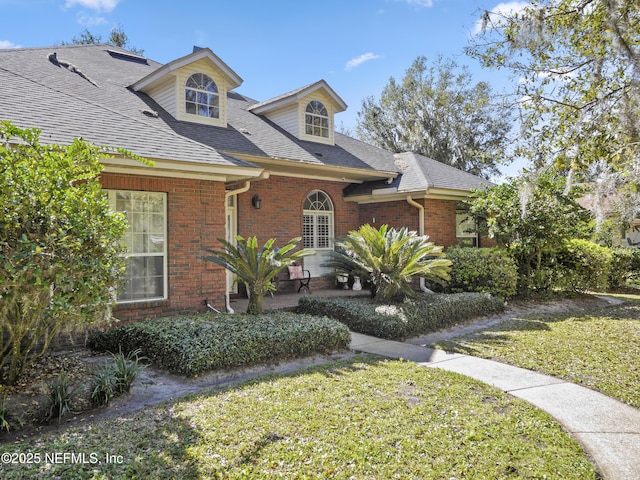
[1,357,596,479]
[433,295,640,408]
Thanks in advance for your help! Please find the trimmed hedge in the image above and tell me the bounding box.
[88,312,350,376]
[609,247,640,289]
[297,293,505,341]
[446,247,518,300]
[555,239,613,292]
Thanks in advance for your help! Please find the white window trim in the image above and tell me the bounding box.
[300,100,334,145]
[176,70,226,128]
[185,72,220,120]
[108,190,168,304]
[303,191,335,277]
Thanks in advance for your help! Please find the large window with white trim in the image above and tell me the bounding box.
[185,73,219,119]
[303,190,334,277]
[107,190,167,302]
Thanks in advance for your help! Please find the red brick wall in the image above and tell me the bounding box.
[100,173,227,320]
[236,176,360,290]
[359,198,459,247]
[99,171,488,319]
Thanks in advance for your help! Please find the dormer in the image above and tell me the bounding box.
[248,80,347,145]
[130,47,242,128]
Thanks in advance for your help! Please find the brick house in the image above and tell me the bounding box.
[0,45,491,320]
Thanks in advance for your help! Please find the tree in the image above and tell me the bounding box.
[469,169,592,293]
[0,122,149,385]
[322,224,452,300]
[204,236,315,314]
[467,0,640,175]
[356,56,513,179]
[60,24,144,55]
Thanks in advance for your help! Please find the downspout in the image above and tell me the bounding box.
[219,173,271,313]
[222,182,251,313]
[406,196,434,293]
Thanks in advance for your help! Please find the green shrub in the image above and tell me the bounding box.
[555,239,613,292]
[46,373,74,424]
[298,293,505,341]
[322,224,451,300]
[609,247,640,289]
[446,247,518,299]
[112,348,146,394]
[89,313,350,376]
[90,365,117,407]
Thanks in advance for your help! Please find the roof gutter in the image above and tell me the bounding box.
[406,195,433,294]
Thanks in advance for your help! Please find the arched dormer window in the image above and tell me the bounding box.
[305,100,329,138]
[185,73,219,118]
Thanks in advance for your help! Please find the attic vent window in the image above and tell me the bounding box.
[185,73,219,119]
[313,152,324,158]
[106,49,148,64]
[305,100,329,138]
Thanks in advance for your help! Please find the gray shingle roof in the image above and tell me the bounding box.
[0,45,252,168]
[343,152,492,197]
[395,152,492,192]
[0,44,489,194]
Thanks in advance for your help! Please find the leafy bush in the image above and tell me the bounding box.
[47,373,74,424]
[446,247,518,299]
[298,293,505,341]
[90,365,117,407]
[322,224,451,300]
[203,236,314,314]
[112,349,146,394]
[0,122,148,386]
[89,313,350,376]
[609,247,640,289]
[554,239,613,292]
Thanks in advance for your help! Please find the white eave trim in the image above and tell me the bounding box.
[345,188,476,204]
[248,80,347,115]
[101,156,263,182]
[130,47,243,92]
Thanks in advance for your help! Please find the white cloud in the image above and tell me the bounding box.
[0,40,20,49]
[472,1,529,35]
[345,53,381,71]
[396,0,434,7]
[76,13,107,26]
[65,0,120,13]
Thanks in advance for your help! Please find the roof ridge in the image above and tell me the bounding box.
[0,64,232,162]
[395,152,433,190]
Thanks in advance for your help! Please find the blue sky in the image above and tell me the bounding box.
[0,0,526,178]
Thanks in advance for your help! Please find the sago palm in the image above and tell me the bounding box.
[204,236,315,314]
[323,224,451,300]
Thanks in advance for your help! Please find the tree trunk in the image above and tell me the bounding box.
[246,289,264,314]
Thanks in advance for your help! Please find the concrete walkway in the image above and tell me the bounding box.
[350,332,640,480]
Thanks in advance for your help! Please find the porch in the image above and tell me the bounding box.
[228,286,369,313]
